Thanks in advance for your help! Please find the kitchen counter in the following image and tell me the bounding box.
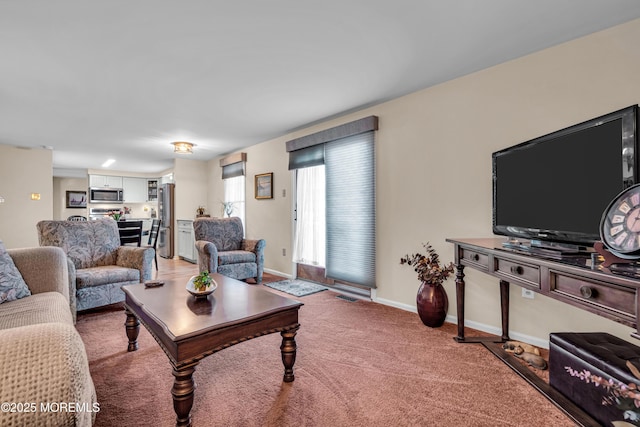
[177,220,196,263]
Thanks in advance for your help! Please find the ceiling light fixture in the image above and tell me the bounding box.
[172,141,194,154]
[102,159,116,168]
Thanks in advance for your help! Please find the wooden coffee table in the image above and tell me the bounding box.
[122,274,303,427]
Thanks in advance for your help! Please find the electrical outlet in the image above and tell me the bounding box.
[282,189,286,197]
[521,288,535,299]
[282,248,286,256]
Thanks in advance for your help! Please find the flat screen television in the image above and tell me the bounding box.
[492,105,638,250]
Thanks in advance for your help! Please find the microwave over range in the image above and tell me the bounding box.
[89,187,123,203]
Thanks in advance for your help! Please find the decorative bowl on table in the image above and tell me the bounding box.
[186,273,218,300]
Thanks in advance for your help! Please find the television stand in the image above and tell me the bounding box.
[447,237,640,427]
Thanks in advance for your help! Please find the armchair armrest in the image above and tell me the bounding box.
[195,240,219,273]
[116,246,154,282]
[242,239,265,253]
[242,239,266,283]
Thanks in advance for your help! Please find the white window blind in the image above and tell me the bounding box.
[325,132,376,288]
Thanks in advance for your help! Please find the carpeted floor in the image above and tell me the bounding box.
[76,290,573,427]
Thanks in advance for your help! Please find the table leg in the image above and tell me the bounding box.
[280,327,299,383]
[499,280,510,341]
[454,264,466,342]
[124,309,140,352]
[172,363,197,427]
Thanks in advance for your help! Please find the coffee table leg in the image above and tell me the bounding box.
[172,364,197,427]
[280,327,299,383]
[124,308,140,352]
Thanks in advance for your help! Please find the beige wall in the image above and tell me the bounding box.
[3,18,640,345]
[210,18,640,345]
[206,141,293,275]
[174,158,208,223]
[206,159,224,218]
[53,177,89,220]
[244,141,292,273]
[0,145,53,248]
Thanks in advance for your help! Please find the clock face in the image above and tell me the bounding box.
[601,184,640,257]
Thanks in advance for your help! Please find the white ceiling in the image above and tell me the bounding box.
[3,1,640,176]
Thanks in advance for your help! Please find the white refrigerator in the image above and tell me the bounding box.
[157,183,175,259]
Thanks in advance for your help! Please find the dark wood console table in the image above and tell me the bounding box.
[446,237,640,427]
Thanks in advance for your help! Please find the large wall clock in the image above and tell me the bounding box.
[600,183,640,259]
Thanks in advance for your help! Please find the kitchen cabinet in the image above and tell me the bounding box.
[147,179,158,201]
[177,220,196,263]
[89,175,123,188]
[122,177,148,203]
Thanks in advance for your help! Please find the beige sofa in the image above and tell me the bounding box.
[0,246,97,427]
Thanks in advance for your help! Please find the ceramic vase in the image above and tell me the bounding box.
[416,281,448,327]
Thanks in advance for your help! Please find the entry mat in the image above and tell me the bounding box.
[264,279,328,297]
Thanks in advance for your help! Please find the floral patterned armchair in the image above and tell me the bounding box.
[193,217,266,284]
[37,218,154,312]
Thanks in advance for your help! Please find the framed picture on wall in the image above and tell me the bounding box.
[66,190,87,208]
[255,173,273,199]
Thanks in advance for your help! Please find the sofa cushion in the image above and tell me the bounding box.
[0,240,31,304]
[218,250,256,265]
[218,263,258,280]
[76,265,140,289]
[0,292,73,330]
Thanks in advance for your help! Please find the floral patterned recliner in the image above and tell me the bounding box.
[37,218,154,312]
[193,217,266,284]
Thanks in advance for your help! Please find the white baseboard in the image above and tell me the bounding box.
[450,316,550,349]
[374,297,549,349]
[374,297,417,313]
[264,268,292,280]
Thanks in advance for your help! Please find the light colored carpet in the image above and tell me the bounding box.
[76,291,574,427]
[264,279,328,297]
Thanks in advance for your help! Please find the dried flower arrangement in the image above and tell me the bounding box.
[400,242,455,285]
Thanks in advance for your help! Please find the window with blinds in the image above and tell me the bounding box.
[325,132,376,288]
[220,153,246,229]
[286,116,377,288]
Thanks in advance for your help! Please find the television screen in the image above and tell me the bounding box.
[493,106,637,247]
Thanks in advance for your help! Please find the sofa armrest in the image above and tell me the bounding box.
[9,247,70,302]
[115,246,154,282]
[195,240,218,273]
[66,258,77,323]
[0,323,97,426]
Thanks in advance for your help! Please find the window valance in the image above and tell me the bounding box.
[286,116,378,170]
[220,152,247,179]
